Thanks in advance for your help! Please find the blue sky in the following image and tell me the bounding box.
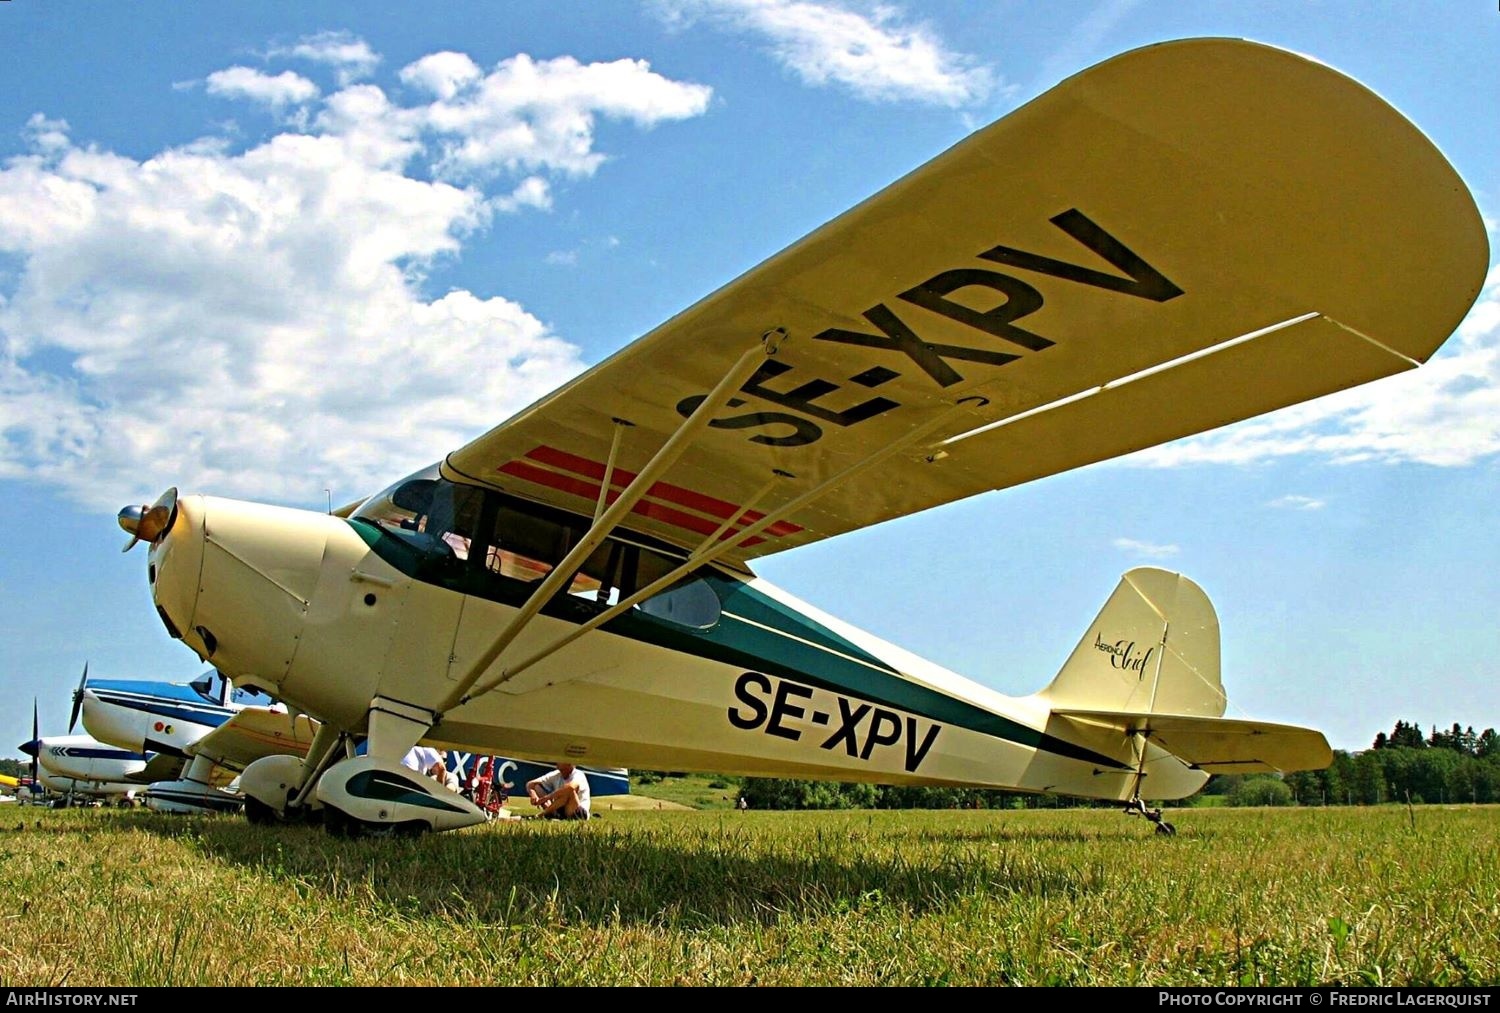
[1,1,1495,758]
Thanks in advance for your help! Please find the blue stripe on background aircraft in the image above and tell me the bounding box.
[114,39,1487,836]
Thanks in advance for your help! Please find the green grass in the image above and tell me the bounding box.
[2,806,1496,986]
[633,772,742,810]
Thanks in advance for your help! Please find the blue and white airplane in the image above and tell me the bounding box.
[18,730,147,806]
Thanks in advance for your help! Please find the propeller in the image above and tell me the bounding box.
[31,698,40,786]
[118,487,179,552]
[68,662,88,734]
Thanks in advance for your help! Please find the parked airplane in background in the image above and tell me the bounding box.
[19,731,147,806]
[118,39,1487,835]
[74,664,630,814]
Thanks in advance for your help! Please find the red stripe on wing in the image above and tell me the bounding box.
[497,459,768,548]
[521,445,803,537]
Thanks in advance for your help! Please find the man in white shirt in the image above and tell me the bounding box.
[401,744,443,776]
[526,763,591,820]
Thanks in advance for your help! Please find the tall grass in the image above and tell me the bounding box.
[2,806,1495,985]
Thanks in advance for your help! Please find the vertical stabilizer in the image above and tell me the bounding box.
[1039,568,1225,717]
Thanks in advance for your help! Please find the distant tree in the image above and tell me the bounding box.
[1390,720,1426,749]
[1372,732,1389,750]
[1283,770,1320,806]
[1228,776,1293,807]
[1351,751,1386,804]
[1477,729,1500,760]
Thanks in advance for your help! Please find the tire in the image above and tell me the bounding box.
[244,796,278,825]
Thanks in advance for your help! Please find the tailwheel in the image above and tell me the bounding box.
[1124,796,1176,836]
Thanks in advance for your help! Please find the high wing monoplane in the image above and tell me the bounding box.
[117,39,1487,835]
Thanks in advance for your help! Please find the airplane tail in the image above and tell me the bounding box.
[1038,568,1330,777]
[1040,567,1225,718]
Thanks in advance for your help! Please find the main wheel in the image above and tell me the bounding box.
[1155,821,1176,836]
[244,796,277,825]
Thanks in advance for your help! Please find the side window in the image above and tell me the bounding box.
[636,577,721,629]
[628,545,721,629]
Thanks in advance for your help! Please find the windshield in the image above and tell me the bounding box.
[190,669,227,705]
[350,466,721,629]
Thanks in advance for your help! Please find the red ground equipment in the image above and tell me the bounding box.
[467,756,508,818]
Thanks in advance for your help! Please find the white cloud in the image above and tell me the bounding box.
[23,114,71,154]
[1113,538,1179,559]
[1268,495,1325,511]
[271,31,381,86]
[416,53,713,179]
[1133,264,1500,470]
[0,43,713,511]
[652,0,992,106]
[206,67,320,108]
[400,52,483,101]
[491,176,552,213]
[545,250,579,266]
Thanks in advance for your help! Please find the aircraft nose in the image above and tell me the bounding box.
[148,495,207,652]
[18,739,38,757]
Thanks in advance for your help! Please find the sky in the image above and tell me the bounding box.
[0,1,1495,759]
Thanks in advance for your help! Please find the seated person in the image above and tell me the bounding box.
[401,744,443,776]
[526,763,591,820]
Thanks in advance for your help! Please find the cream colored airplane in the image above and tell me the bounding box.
[118,39,1486,836]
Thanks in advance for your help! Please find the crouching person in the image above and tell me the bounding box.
[526,762,591,821]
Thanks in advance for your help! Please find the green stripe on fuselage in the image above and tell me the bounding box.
[349,520,1129,771]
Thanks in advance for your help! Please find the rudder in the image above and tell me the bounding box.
[1039,568,1225,717]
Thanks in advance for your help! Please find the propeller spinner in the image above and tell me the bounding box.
[119,487,178,552]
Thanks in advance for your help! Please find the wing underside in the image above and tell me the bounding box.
[186,708,320,772]
[440,38,1485,562]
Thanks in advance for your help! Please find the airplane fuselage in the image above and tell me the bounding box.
[144,486,1207,802]
[81,679,237,757]
[20,736,147,798]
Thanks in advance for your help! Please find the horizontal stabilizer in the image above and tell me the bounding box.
[187,707,320,772]
[1052,709,1332,773]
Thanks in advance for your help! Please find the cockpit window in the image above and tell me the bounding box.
[351,466,484,581]
[190,669,227,706]
[231,684,274,707]
[350,468,722,630]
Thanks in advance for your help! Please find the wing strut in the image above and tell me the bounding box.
[593,419,632,524]
[437,332,785,714]
[446,392,991,708]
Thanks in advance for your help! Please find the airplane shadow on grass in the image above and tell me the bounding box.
[104,809,1132,928]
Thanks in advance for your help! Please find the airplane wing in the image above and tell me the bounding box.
[1052,709,1333,774]
[441,38,1485,563]
[185,707,320,772]
[128,753,186,785]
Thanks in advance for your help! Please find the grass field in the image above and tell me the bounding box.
[2,805,1496,986]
